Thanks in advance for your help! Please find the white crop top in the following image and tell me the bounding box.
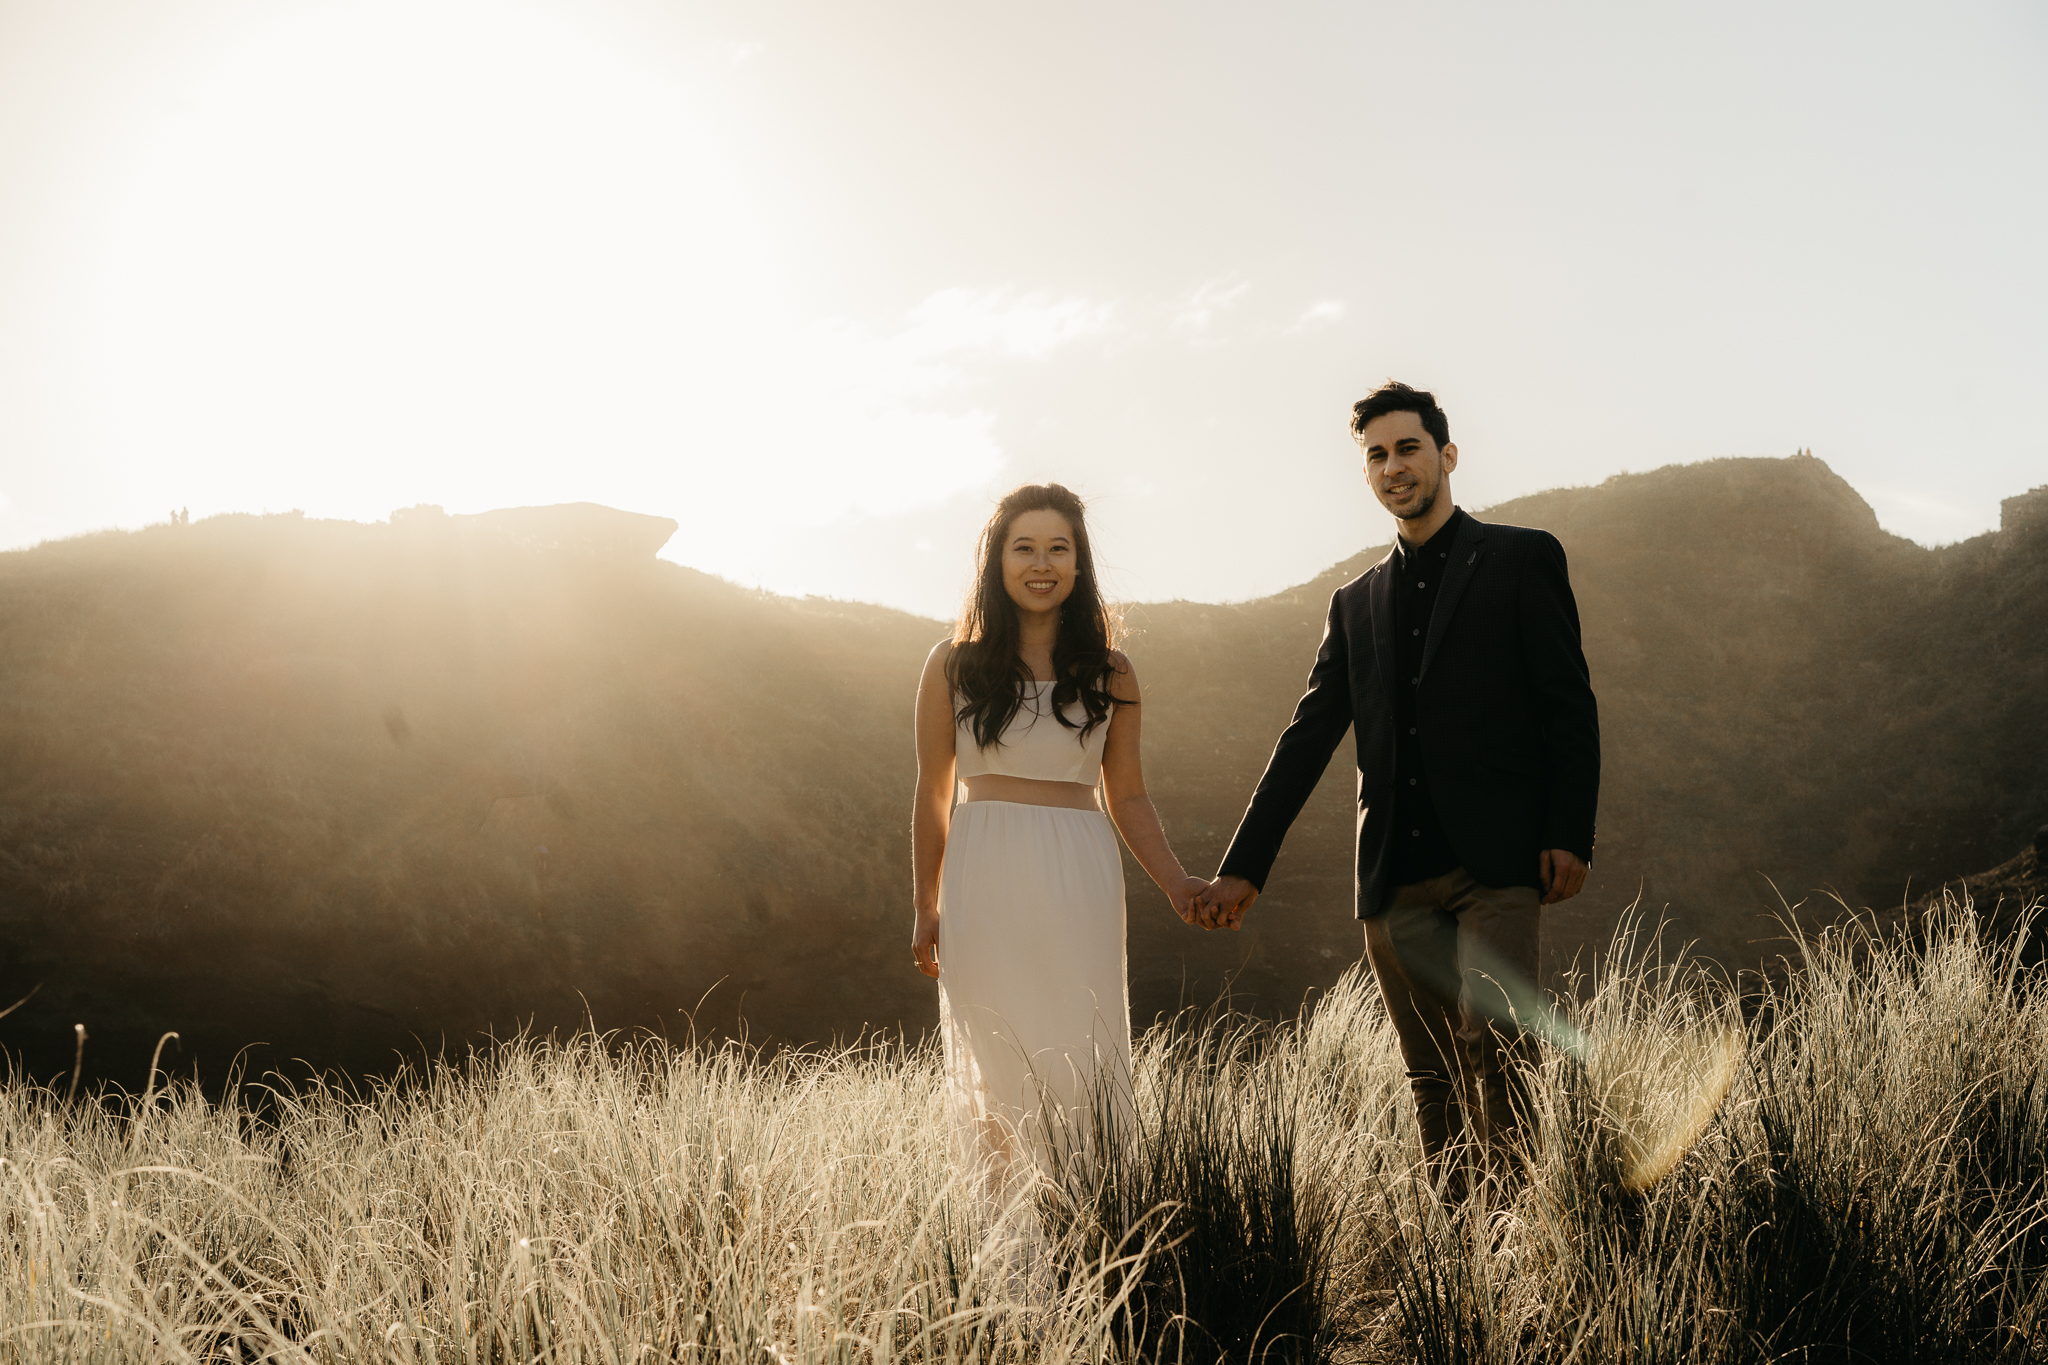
[954,682,1109,786]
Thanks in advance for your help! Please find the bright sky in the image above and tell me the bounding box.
[2,0,2043,618]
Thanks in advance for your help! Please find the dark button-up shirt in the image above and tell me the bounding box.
[1389,507,1466,885]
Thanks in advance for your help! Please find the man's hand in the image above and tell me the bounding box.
[1193,875,1259,930]
[1539,849,1588,905]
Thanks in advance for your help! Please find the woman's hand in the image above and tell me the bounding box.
[912,908,941,978]
[910,639,956,979]
[1167,875,1212,926]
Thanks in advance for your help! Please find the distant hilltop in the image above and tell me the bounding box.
[2002,485,2048,536]
[390,502,679,559]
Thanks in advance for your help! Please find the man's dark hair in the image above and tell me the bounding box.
[1351,381,1450,450]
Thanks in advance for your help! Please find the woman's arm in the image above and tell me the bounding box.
[1099,652,1208,924]
[910,640,958,978]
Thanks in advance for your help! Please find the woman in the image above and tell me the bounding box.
[911,483,1207,1214]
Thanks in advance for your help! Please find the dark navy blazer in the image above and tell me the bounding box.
[1217,513,1600,919]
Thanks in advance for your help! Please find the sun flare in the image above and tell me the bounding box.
[57,1,1006,585]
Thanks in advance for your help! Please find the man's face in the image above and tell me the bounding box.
[1359,410,1458,522]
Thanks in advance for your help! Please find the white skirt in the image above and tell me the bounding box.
[937,800,1132,1212]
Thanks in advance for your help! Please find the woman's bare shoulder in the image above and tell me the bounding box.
[920,637,956,683]
[1106,649,1140,702]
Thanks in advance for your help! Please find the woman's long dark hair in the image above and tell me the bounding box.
[949,483,1122,751]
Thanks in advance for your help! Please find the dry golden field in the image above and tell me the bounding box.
[5,896,2044,1364]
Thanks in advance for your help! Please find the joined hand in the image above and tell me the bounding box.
[1167,875,1211,926]
[1191,874,1258,930]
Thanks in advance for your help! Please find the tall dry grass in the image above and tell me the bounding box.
[4,891,2045,1363]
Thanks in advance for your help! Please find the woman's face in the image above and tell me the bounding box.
[1000,509,1079,617]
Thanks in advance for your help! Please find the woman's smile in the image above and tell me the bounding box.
[1002,508,1077,614]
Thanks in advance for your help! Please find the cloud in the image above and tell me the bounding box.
[1162,281,1352,343]
[807,289,1112,476]
[1287,299,1347,332]
[683,287,1115,535]
[1172,276,1252,341]
[901,287,1116,362]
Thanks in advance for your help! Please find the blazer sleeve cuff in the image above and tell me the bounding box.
[1542,826,1595,865]
[1215,848,1272,891]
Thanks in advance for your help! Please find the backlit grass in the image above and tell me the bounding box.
[4,891,2044,1362]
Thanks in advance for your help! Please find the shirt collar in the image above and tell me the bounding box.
[1394,506,1465,569]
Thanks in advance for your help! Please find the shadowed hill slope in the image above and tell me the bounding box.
[2,459,2044,1087]
[1885,829,2048,969]
[0,506,938,1085]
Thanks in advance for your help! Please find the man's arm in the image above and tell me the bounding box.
[1203,591,1358,924]
[1517,533,1600,877]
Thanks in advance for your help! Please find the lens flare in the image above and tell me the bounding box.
[1454,941,1744,1194]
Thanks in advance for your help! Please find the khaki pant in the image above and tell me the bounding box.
[1363,868,1542,1194]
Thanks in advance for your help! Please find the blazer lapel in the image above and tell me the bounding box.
[1365,547,1398,698]
[1420,515,1486,678]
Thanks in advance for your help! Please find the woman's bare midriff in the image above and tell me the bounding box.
[960,774,1101,811]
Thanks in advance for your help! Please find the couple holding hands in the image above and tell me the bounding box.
[909,380,1600,1208]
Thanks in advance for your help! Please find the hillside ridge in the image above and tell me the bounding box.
[2,455,2042,1087]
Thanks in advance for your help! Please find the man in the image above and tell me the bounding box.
[1196,381,1599,1190]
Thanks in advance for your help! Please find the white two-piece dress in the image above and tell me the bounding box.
[939,681,1133,1214]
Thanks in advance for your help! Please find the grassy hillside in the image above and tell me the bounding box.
[1,459,2044,1085]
